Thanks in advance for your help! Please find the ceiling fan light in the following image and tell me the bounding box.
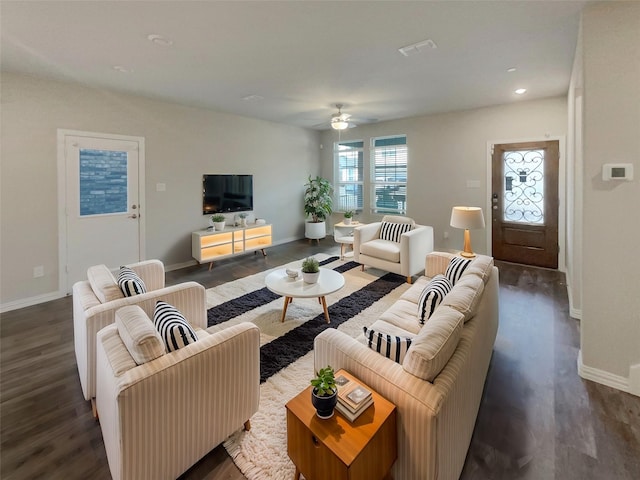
[331,120,349,130]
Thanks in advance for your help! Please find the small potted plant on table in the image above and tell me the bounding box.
[238,212,248,227]
[210,214,226,231]
[343,210,354,225]
[301,257,320,284]
[310,365,337,419]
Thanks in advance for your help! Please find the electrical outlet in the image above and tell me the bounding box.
[33,266,44,278]
[443,231,449,239]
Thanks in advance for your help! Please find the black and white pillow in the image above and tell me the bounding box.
[117,266,147,297]
[363,326,413,364]
[153,301,197,353]
[445,257,472,285]
[379,221,413,243]
[417,274,452,324]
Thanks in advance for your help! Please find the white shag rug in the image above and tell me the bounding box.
[205,254,409,480]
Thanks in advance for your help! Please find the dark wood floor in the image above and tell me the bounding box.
[1,240,639,480]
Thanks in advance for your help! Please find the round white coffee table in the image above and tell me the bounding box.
[265,267,345,323]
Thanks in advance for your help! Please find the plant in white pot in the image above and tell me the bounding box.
[301,257,320,284]
[210,214,226,231]
[304,176,333,240]
[343,210,354,225]
[310,365,337,419]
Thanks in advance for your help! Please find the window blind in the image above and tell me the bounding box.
[371,135,407,215]
[334,141,364,212]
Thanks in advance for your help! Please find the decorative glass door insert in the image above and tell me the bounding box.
[502,149,545,224]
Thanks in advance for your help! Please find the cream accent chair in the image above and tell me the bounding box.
[96,306,260,480]
[73,259,206,403]
[354,215,434,283]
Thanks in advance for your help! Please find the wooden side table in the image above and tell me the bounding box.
[285,370,397,480]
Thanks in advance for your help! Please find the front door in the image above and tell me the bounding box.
[60,131,144,293]
[491,141,559,269]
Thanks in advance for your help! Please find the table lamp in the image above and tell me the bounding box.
[450,206,485,258]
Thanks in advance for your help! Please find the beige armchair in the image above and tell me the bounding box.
[354,215,434,283]
[96,306,260,480]
[73,259,206,403]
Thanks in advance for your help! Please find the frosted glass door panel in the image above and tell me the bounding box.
[79,149,128,216]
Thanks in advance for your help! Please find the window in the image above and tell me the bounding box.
[371,135,407,215]
[334,140,364,212]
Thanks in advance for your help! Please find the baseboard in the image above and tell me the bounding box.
[273,235,304,246]
[0,291,65,314]
[165,260,198,272]
[577,350,631,393]
[569,306,582,320]
[566,282,582,320]
[2,236,311,312]
[628,364,640,397]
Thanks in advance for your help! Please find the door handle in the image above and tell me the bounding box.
[128,214,138,219]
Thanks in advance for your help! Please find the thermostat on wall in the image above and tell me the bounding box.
[602,163,633,181]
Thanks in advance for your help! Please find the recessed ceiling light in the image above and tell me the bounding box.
[515,88,527,95]
[147,34,173,46]
[113,65,132,73]
[507,67,517,73]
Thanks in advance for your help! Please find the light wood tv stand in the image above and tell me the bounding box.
[192,224,272,270]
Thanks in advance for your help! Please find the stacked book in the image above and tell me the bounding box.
[335,374,374,422]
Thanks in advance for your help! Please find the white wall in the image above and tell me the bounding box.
[320,97,568,256]
[578,2,640,394]
[1,72,321,307]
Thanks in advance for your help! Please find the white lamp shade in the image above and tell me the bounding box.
[450,206,485,230]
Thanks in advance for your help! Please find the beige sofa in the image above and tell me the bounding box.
[73,259,206,401]
[314,252,499,480]
[96,306,260,480]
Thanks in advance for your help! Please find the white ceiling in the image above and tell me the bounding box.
[1,1,587,130]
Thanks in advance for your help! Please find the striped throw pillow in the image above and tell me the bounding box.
[117,266,147,297]
[153,301,197,352]
[445,257,472,285]
[363,326,413,364]
[417,274,452,324]
[379,221,413,243]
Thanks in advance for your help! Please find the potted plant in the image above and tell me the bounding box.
[304,176,333,240]
[301,257,320,284]
[310,365,337,419]
[343,210,354,225]
[238,212,248,227]
[210,214,226,231]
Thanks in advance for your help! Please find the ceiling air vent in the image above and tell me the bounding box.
[398,39,437,57]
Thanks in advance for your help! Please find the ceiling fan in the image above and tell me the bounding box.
[330,104,355,130]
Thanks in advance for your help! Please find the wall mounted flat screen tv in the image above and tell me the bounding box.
[203,174,253,214]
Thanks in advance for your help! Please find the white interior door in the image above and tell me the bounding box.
[61,132,144,293]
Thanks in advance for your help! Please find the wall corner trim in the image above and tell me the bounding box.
[577,350,632,394]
